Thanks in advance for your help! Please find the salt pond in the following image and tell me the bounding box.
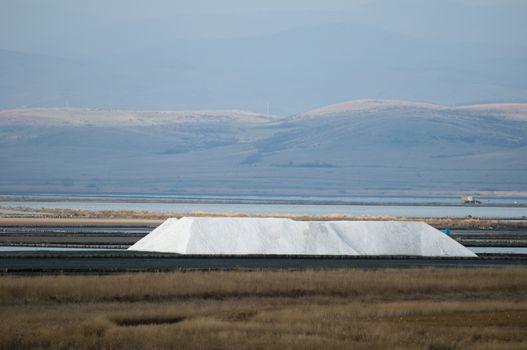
[1,246,526,255]
[0,246,121,252]
[1,200,526,218]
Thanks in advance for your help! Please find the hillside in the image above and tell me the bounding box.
[0,108,273,126]
[0,101,526,195]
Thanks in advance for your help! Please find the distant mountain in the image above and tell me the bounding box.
[0,108,273,126]
[0,101,526,196]
[0,49,130,109]
[1,21,527,114]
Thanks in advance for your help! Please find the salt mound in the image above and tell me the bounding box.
[129,217,476,257]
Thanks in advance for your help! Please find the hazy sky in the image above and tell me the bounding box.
[1,0,526,113]
[2,0,526,52]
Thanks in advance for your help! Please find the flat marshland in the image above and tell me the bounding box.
[1,268,526,349]
[2,206,527,230]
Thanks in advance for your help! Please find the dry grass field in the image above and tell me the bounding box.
[1,268,526,349]
[1,206,526,230]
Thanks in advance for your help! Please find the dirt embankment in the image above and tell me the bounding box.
[1,205,526,229]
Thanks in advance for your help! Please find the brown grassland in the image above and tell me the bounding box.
[2,206,526,230]
[0,268,526,349]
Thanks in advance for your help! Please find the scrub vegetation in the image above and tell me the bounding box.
[1,206,526,230]
[1,268,526,349]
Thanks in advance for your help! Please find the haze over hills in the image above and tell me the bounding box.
[1,20,526,115]
[1,100,526,196]
[0,108,273,126]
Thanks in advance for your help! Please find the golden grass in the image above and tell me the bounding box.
[1,206,525,229]
[1,268,526,349]
[0,216,163,227]
[1,268,526,304]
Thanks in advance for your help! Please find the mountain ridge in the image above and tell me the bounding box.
[0,107,275,126]
[2,18,526,114]
[0,100,526,195]
[293,99,527,121]
[2,100,527,123]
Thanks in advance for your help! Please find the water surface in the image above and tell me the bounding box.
[2,200,526,218]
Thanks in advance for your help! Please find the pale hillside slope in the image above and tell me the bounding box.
[1,101,526,195]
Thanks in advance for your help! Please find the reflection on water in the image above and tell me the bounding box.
[3,193,527,205]
[1,246,526,254]
[469,247,527,254]
[0,246,121,252]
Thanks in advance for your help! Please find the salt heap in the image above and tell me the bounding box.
[129,217,476,257]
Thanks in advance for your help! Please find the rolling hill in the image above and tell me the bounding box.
[0,101,526,196]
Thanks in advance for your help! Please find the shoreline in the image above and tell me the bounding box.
[2,195,527,208]
[1,214,526,230]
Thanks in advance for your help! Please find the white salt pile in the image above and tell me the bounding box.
[129,217,476,257]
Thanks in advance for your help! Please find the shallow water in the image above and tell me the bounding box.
[0,246,121,252]
[469,247,527,254]
[4,193,527,205]
[2,200,526,218]
[1,246,526,255]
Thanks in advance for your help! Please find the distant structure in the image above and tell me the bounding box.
[129,217,477,257]
[460,195,482,205]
